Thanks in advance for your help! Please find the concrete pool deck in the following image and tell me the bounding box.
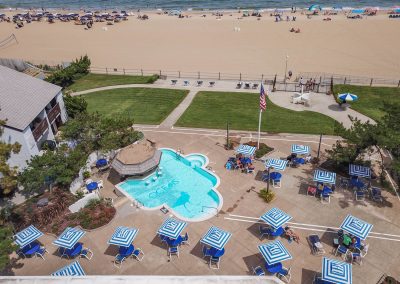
[8,131,400,283]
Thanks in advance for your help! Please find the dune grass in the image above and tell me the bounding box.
[333,85,400,121]
[81,88,188,124]
[176,91,338,135]
[68,73,158,92]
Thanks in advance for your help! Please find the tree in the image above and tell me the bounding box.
[0,121,21,196]
[63,93,87,119]
[0,226,17,271]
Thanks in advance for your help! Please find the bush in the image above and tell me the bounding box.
[145,74,159,83]
[259,188,275,203]
[83,171,91,180]
[243,141,274,159]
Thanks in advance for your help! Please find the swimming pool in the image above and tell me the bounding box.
[116,148,222,222]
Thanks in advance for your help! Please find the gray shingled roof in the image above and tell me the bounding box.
[112,150,162,176]
[0,65,62,130]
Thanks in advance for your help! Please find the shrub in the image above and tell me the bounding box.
[83,171,91,180]
[243,141,274,159]
[259,188,275,203]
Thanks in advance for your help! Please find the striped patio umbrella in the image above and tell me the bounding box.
[53,227,85,249]
[235,144,256,157]
[349,164,371,178]
[340,215,373,240]
[108,226,139,247]
[200,226,232,250]
[15,225,43,248]
[313,169,336,184]
[338,93,358,102]
[260,207,292,230]
[291,144,310,155]
[265,159,288,171]
[52,261,85,276]
[308,4,322,11]
[322,257,352,284]
[157,217,187,239]
[258,240,292,265]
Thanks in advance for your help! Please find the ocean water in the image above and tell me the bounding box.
[0,0,398,10]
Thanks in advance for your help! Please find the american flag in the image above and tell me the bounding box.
[259,83,267,111]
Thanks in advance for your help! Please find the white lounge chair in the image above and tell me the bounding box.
[291,92,302,103]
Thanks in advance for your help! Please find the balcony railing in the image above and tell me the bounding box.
[32,119,48,142]
[46,102,61,123]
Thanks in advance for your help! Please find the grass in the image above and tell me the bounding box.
[333,85,400,121]
[81,88,188,124]
[176,91,338,135]
[68,73,158,92]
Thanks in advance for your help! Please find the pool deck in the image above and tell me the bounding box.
[8,131,400,283]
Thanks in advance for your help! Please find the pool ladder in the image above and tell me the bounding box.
[201,206,219,217]
[134,200,144,208]
[176,148,184,159]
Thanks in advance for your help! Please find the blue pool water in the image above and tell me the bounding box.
[118,149,221,221]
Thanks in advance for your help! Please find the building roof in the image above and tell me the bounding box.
[0,65,61,130]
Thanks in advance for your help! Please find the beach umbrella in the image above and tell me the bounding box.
[291,144,310,155]
[338,93,358,102]
[200,226,232,250]
[53,227,85,249]
[313,169,336,184]
[258,240,292,265]
[260,207,292,230]
[322,257,352,284]
[395,8,400,13]
[52,261,85,276]
[15,225,43,248]
[340,215,373,240]
[265,159,288,171]
[108,226,139,247]
[349,164,371,178]
[308,4,322,11]
[235,144,256,157]
[157,217,187,239]
[351,9,365,14]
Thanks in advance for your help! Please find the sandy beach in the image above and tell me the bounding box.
[1,11,400,78]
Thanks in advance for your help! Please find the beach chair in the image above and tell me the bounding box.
[236,82,242,89]
[339,177,349,190]
[197,80,203,87]
[252,266,265,276]
[183,80,190,86]
[209,256,220,269]
[114,254,127,268]
[35,246,48,260]
[314,275,331,284]
[202,246,212,258]
[370,187,383,202]
[244,82,251,89]
[259,225,271,240]
[171,79,177,85]
[80,247,93,260]
[209,81,215,87]
[97,179,104,189]
[320,193,330,204]
[355,190,365,201]
[132,248,144,261]
[308,234,325,255]
[181,232,190,245]
[277,266,292,283]
[168,246,179,260]
[335,245,349,260]
[160,234,169,246]
[252,83,259,89]
[307,186,317,196]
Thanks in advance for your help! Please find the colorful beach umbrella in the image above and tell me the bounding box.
[291,144,310,155]
[260,207,292,229]
[351,9,365,14]
[236,144,256,157]
[53,227,85,249]
[314,169,336,184]
[108,226,139,247]
[309,4,322,11]
[15,225,43,248]
[349,164,371,178]
[200,226,232,250]
[340,215,373,240]
[338,93,358,102]
[265,159,288,171]
[52,261,85,276]
[157,217,187,239]
[322,257,352,284]
[258,240,292,265]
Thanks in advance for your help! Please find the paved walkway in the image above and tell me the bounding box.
[159,90,197,128]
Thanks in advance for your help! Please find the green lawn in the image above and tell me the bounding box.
[333,85,400,121]
[68,73,158,92]
[81,88,188,124]
[176,91,338,135]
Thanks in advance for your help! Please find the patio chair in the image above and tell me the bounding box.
[335,245,349,260]
[183,80,190,86]
[160,234,169,246]
[181,232,190,245]
[259,225,271,240]
[168,246,179,260]
[370,187,383,202]
[320,193,330,204]
[307,186,317,196]
[236,82,242,89]
[171,79,177,85]
[277,266,291,283]
[35,246,48,260]
[349,248,363,265]
[197,80,203,87]
[202,246,212,258]
[301,93,311,106]
[209,256,220,269]
[114,254,127,268]
[308,234,325,255]
[132,248,144,261]
[252,83,259,89]
[85,179,93,185]
[355,190,365,201]
[244,83,251,89]
[314,275,331,284]
[80,247,93,260]
[97,180,104,189]
[252,266,265,276]
[209,81,215,87]
[272,176,282,188]
[291,92,302,104]
[339,177,349,190]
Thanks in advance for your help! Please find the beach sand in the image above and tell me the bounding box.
[0,11,399,79]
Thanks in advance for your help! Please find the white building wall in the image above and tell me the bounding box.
[55,91,68,122]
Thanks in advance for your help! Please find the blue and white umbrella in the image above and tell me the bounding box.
[108,226,139,247]
[338,93,358,102]
[291,144,310,155]
[52,261,85,276]
[260,207,292,230]
[265,159,288,171]
[200,226,232,250]
[349,164,371,178]
[15,225,43,248]
[157,217,187,240]
[322,257,352,284]
[314,169,336,184]
[53,227,85,249]
[236,144,256,157]
[258,240,292,265]
[351,9,365,14]
[309,4,322,11]
[340,215,373,240]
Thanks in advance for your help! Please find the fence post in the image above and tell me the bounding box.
[398,80,400,88]
[198,72,200,79]
[261,74,264,81]
[370,78,373,86]
[178,71,181,78]
[272,74,277,92]
[123,68,125,75]
[218,72,221,80]
[159,70,162,76]
[141,69,143,76]
[106,67,108,75]
[344,77,347,84]
[239,73,242,81]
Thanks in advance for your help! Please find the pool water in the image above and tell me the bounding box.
[117,149,221,221]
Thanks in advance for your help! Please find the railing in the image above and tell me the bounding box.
[46,102,61,123]
[31,119,49,142]
[201,206,219,217]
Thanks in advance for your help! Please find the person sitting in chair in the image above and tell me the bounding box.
[284,226,300,243]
